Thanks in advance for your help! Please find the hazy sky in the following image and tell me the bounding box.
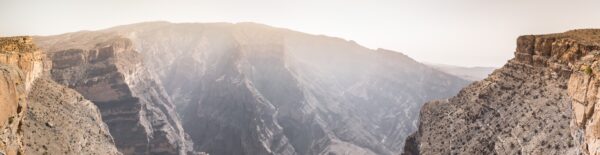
[2,0,600,67]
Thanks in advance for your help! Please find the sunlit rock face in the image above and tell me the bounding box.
[34,21,469,155]
[35,37,196,155]
[0,36,43,155]
[404,29,600,155]
[1,36,120,155]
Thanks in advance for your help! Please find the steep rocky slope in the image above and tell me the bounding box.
[404,29,600,154]
[0,64,26,155]
[36,37,196,155]
[0,36,44,155]
[35,22,471,155]
[22,79,121,155]
[0,36,120,155]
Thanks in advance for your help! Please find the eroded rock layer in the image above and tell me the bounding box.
[1,36,120,155]
[41,37,194,155]
[405,29,600,155]
[22,78,121,155]
[0,64,26,155]
[35,22,471,155]
[0,36,43,155]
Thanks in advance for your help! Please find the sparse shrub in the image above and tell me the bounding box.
[582,65,593,75]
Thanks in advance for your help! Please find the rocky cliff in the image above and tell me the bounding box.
[37,37,196,155]
[22,78,121,155]
[404,29,600,154]
[0,64,26,155]
[35,21,471,155]
[0,36,120,155]
[0,36,44,155]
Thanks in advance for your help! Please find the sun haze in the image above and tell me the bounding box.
[2,0,600,67]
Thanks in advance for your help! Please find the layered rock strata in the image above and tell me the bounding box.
[404,29,600,155]
[33,22,470,155]
[42,37,194,155]
[1,36,121,155]
[0,36,43,155]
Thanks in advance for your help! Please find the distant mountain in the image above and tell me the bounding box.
[425,63,496,81]
[404,29,600,154]
[32,21,470,155]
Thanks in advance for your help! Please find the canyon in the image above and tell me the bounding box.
[7,22,597,155]
[12,21,469,155]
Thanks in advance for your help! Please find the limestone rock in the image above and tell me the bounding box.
[0,36,43,155]
[405,29,600,155]
[21,78,121,155]
[39,37,195,155]
[0,36,44,91]
[0,64,26,155]
[0,36,122,155]
[35,22,471,155]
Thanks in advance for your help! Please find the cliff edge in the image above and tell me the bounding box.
[405,29,600,154]
[0,36,120,155]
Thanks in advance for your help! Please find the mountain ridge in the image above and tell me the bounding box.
[33,21,470,155]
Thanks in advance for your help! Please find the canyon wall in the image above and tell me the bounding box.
[405,29,600,155]
[40,37,196,155]
[0,36,120,155]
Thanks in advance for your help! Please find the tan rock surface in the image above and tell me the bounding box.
[21,78,121,155]
[0,36,42,155]
[0,65,26,155]
[404,29,600,155]
[1,36,122,155]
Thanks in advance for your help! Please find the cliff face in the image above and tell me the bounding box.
[122,23,469,155]
[40,37,195,155]
[31,22,470,155]
[0,37,44,91]
[31,21,471,155]
[405,29,600,154]
[0,37,43,155]
[0,36,120,155]
[0,64,26,155]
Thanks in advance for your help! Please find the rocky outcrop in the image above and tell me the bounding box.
[39,37,195,155]
[0,64,26,155]
[0,36,43,155]
[33,22,470,155]
[405,29,600,154]
[0,36,44,91]
[21,78,121,155]
[1,36,120,155]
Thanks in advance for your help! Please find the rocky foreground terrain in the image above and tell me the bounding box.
[0,37,120,155]
[404,29,600,154]
[26,21,470,155]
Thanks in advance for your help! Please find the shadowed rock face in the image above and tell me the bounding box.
[404,29,600,155]
[34,21,469,155]
[38,37,195,155]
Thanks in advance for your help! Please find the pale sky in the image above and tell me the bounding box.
[2,0,600,67]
